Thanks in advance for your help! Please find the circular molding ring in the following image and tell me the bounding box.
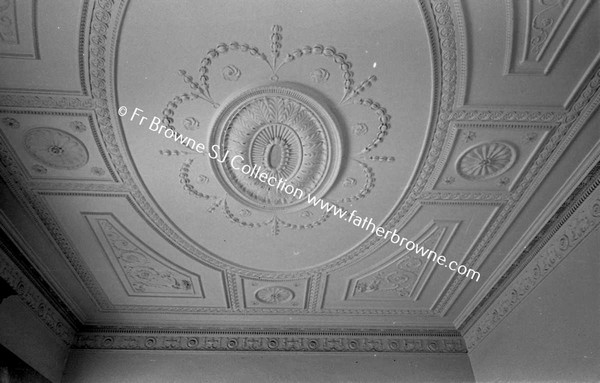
[456,141,517,181]
[24,127,89,170]
[209,82,342,212]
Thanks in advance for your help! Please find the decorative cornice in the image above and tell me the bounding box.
[0,238,77,345]
[73,327,466,353]
[461,159,600,350]
[0,217,81,327]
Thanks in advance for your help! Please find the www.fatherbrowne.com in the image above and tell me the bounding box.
[120,106,481,283]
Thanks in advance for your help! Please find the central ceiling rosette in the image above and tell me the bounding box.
[210,84,342,211]
[160,25,395,235]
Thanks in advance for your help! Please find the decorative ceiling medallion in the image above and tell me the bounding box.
[456,142,516,181]
[210,83,342,211]
[255,286,295,304]
[162,25,395,234]
[24,127,89,170]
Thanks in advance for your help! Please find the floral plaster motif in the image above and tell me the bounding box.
[214,88,338,211]
[24,127,89,170]
[457,142,516,181]
[1,116,19,129]
[352,123,369,136]
[161,25,395,234]
[310,68,330,83]
[91,167,105,176]
[183,117,201,130]
[69,121,87,133]
[343,177,357,187]
[255,286,295,304]
[222,65,241,81]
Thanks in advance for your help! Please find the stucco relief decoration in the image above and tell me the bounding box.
[239,208,251,217]
[213,87,338,211]
[69,120,87,133]
[222,65,241,81]
[24,127,89,170]
[443,176,455,185]
[343,177,357,187]
[254,286,295,304]
[529,0,568,56]
[183,117,201,130]
[462,130,476,143]
[352,226,444,298]
[98,219,196,295]
[456,142,516,181]
[497,177,510,186]
[91,166,105,176]
[310,68,330,83]
[164,25,395,234]
[30,164,47,175]
[524,132,538,143]
[0,0,17,44]
[466,190,600,350]
[352,122,368,136]
[1,116,19,129]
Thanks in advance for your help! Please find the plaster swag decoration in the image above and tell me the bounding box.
[163,25,396,234]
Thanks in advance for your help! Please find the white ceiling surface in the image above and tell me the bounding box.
[0,0,599,330]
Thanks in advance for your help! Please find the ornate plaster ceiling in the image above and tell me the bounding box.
[0,0,599,352]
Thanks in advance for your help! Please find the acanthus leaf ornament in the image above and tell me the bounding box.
[211,84,341,212]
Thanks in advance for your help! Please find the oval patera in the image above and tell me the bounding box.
[209,83,342,212]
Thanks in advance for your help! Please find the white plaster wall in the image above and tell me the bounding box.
[63,350,475,383]
[468,227,600,382]
[0,296,70,383]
